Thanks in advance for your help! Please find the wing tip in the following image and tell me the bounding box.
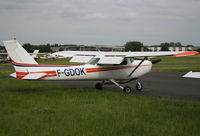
[174,51,199,57]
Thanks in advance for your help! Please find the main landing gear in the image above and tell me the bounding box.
[95,57,146,93]
[95,79,143,94]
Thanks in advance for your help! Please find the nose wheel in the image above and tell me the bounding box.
[136,81,143,91]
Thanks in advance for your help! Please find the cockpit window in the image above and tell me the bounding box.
[87,58,100,65]
[120,59,127,65]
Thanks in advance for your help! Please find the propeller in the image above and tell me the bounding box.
[151,59,162,64]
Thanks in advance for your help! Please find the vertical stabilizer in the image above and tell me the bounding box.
[32,50,39,59]
[3,40,38,64]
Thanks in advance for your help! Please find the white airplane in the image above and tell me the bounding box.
[31,50,39,60]
[183,71,200,78]
[3,40,199,93]
[40,53,59,59]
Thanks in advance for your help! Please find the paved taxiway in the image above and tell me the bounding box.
[50,71,200,101]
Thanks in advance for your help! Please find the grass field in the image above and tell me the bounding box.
[150,54,200,72]
[0,69,200,136]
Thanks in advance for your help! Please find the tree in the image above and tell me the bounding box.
[186,45,194,47]
[197,48,200,53]
[124,41,143,51]
[160,42,169,51]
[59,47,64,51]
[175,42,182,47]
[23,43,33,52]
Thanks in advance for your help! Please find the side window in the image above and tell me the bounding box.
[88,58,100,65]
[120,59,127,65]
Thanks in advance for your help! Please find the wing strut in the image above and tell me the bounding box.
[128,57,147,77]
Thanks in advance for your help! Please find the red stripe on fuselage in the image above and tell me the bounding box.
[86,65,149,73]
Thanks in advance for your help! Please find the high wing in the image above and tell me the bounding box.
[54,51,198,64]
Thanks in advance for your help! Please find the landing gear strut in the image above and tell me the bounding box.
[109,79,134,94]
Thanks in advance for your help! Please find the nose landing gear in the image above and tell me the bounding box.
[136,81,143,91]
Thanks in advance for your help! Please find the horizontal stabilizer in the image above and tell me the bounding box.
[22,73,47,80]
[10,72,16,78]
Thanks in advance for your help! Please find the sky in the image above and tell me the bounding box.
[0,0,200,46]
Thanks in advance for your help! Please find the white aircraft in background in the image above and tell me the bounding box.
[183,71,200,78]
[40,53,59,59]
[0,49,39,62]
[3,40,199,93]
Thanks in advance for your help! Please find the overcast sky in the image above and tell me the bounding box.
[0,0,200,46]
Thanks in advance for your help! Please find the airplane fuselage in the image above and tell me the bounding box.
[15,60,152,81]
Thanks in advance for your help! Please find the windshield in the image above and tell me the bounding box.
[87,58,100,65]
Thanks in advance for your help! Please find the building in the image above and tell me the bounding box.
[51,44,196,52]
[146,46,194,52]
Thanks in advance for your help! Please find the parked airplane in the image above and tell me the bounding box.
[3,40,199,93]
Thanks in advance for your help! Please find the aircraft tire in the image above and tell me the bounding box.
[136,82,143,91]
[123,86,132,94]
[95,83,103,90]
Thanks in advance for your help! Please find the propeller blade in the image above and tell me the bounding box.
[152,59,162,64]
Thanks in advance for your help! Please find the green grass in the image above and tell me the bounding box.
[0,63,12,67]
[0,69,200,136]
[37,58,83,65]
[151,55,200,72]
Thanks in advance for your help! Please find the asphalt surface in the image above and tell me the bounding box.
[49,71,200,101]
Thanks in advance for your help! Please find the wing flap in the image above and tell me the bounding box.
[70,56,94,63]
[97,57,124,64]
[22,73,47,80]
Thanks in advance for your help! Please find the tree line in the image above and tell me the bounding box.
[124,41,197,51]
[0,41,199,53]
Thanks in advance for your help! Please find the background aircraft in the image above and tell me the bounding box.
[3,40,198,93]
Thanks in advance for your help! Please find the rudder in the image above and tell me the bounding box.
[3,40,38,64]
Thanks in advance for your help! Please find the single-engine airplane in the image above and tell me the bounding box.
[3,40,199,93]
